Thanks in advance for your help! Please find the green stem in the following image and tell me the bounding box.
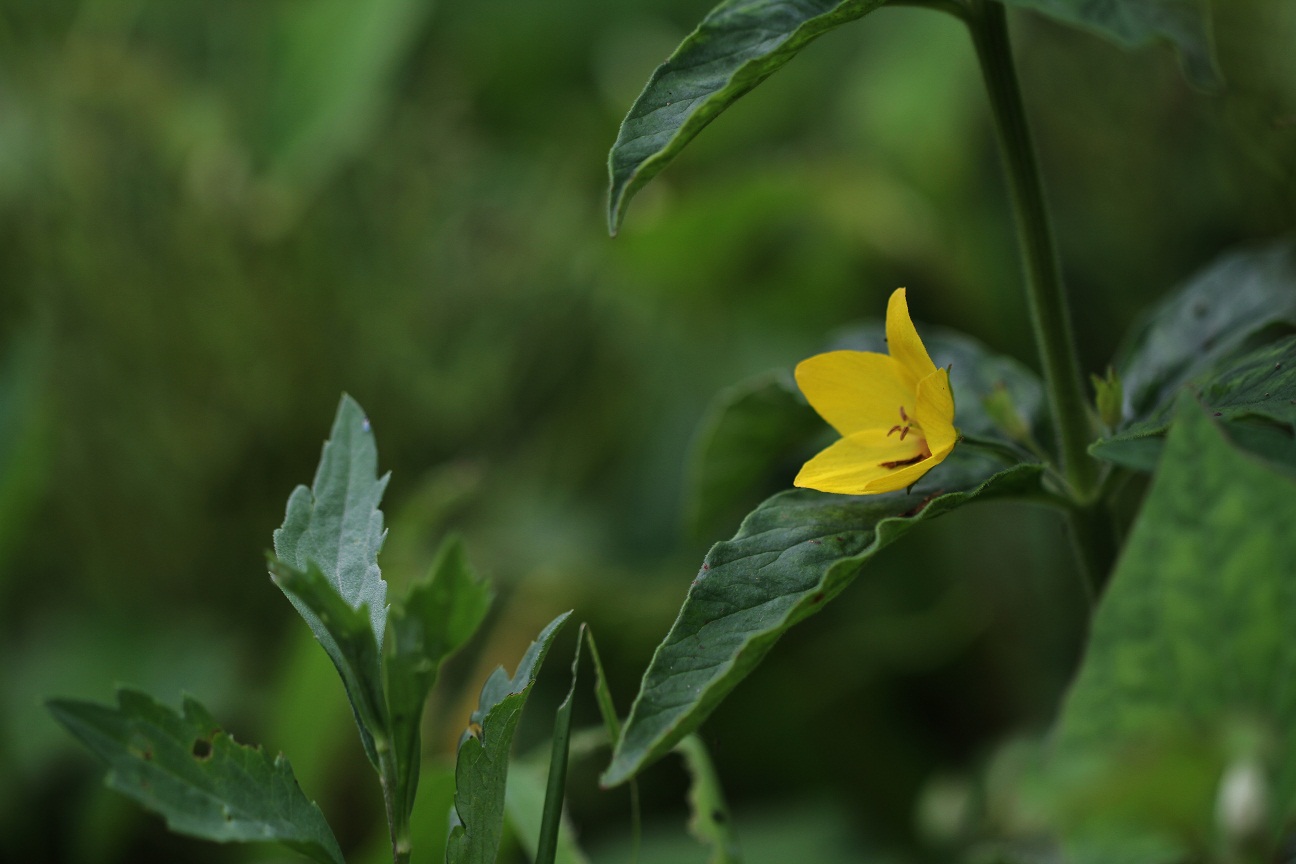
[966,0,1099,501]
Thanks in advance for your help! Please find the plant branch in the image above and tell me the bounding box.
[965,0,1099,501]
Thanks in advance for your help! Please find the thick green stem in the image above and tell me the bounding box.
[966,0,1099,501]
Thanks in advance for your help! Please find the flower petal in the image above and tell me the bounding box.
[795,350,915,437]
[886,288,939,387]
[914,368,957,456]
[794,428,927,495]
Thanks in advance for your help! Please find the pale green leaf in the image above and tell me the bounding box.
[447,612,572,864]
[268,557,388,769]
[47,689,343,864]
[603,453,1046,786]
[274,393,389,649]
[386,535,494,833]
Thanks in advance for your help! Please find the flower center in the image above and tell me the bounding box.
[881,405,931,469]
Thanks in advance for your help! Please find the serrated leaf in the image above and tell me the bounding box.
[274,393,390,650]
[1004,0,1218,89]
[47,689,343,864]
[386,535,494,837]
[676,735,742,864]
[606,0,888,233]
[1053,397,1296,852]
[1113,241,1296,427]
[269,557,388,769]
[686,371,822,540]
[447,611,572,864]
[603,453,1045,786]
[1093,336,1296,471]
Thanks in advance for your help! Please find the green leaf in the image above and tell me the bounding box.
[1002,0,1219,89]
[685,371,822,540]
[1053,397,1296,853]
[583,628,622,742]
[47,689,343,864]
[505,755,592,864]
[386,536,494,838]
[536,628,583,864]
[676,735,742,864]
[1112,241,1296,428]
[268,557,388,769]
[447,611,572,864]
[606,0,888,234]
[603,453,1046,786]
[275,393,390,649]
[1093,336,1296,471]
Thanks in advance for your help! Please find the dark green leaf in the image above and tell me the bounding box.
[274,394,390,649]
[606,0,887,233]
[386,536,494,837]
[47,690,343,864]
[685,372,821,540]
[536,628,583,864]
[1003,0,1219,89]
[447,611,572,864]
[603,453,1046,786]
[676,735,742,864]
[1112,240,1296,427]
[1093,336,1296,471]
[268,557,388,769]
[1054,397,1296,851]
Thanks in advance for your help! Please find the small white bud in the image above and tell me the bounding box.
[1215,758,1268,841]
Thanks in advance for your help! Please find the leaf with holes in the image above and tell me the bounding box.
[47,689,343,864]
[447,612,572,864]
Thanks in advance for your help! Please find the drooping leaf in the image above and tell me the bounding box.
[1002,0,1218,88]
[1093,335,1296,471]
[1112,240,1296,427]
[47,690,343,864]
[274,393,390,649]
[386,536,494,839]
[269,558,388,769]
[606,0,1219,232]
[536,629,583,864]
[1052,397,1296,854]
[603,453,1046,786]
[676,735,742,864]
[685,371,821,540]
[447,611,572,864]
[606,0,888,234]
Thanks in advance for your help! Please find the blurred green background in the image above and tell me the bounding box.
[0,0,1292,861]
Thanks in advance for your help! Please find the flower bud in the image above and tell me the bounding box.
[1091,367,1123,431]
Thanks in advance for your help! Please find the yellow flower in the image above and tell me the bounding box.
[794,288,957,495]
